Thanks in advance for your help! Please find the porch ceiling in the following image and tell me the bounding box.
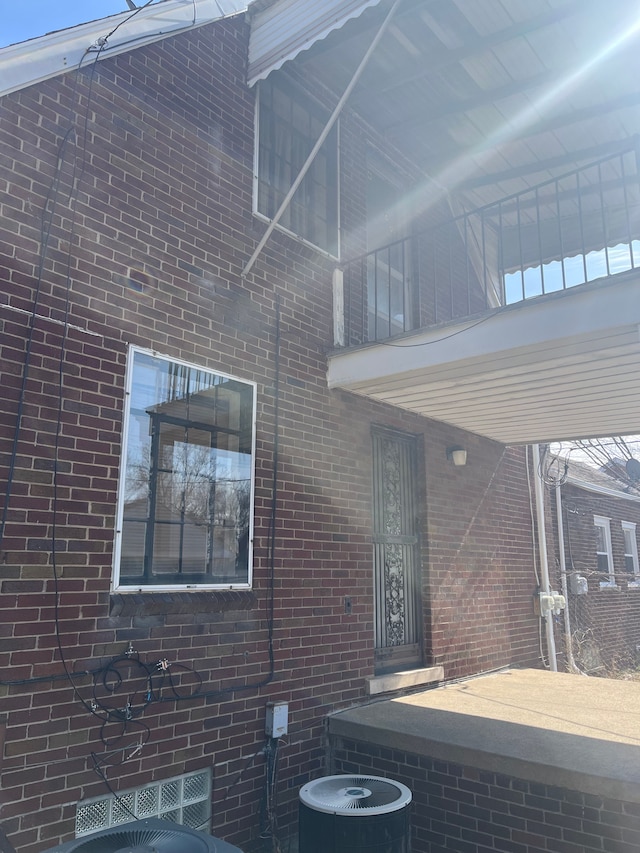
[327,274,640,446]
[250,0,640,213]
[253,0,640,446]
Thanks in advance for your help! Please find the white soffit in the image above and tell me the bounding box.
[326,276,640,445]
[247,0,383,85]
[0,0,247,98]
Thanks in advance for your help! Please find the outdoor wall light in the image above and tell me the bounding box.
[446,446,467,466]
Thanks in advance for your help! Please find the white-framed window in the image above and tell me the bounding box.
[75,769,211,836]
[622,521,640,586]
[594,515,616,588]
[113,347,256,591]
[254,72,339,257]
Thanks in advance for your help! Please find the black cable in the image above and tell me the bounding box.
[90,756,143,822]
[541,447,569,487]
[0,0,155,555]
[154,661,203,700]
[0,669,96,686]
[92,0,157,52]
[0,125,82,555]
[2,5,283,794]
[155,295,282,704]
[224,742,266,800]
[2,296,283,701]
[373,310,495,348]
[265,295,281,676]
[259,736,283,853]
[0,45,108,724]
[0,11,111,556]
[48,40,114,724]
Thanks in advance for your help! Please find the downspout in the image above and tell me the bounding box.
[532,444,557,671]
[555,481,582,673]
[241,0,404,279]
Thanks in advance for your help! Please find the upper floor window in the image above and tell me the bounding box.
[255,73,339,256]
[622,521,640,582]
[594,515,615,589]
[113,348,256,591]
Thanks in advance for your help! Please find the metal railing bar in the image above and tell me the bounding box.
[464,216,471,316]
[576,170,588,284]
[535,186,545,294]
[516,192,525,301]
[621,152,634,270]
[340,141,640,346]
[597,161,611,278]
[555,176,567,290]
[452,224,457,319]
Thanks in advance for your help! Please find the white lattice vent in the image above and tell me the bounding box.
[75,770,211,836]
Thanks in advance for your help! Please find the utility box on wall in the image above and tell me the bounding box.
[265,701,289,738]
[570,574,588,595]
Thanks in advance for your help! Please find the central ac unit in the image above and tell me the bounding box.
[299,774,412,853]
[43,818,243,853]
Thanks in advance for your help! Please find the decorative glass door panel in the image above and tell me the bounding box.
[372,428,422,673]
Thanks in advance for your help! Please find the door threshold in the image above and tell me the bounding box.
[367,665,444,696]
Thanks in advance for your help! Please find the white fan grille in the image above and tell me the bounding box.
[67,825,211,853]
[299,775,411,815]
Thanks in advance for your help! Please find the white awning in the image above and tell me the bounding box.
[247,0,383,85]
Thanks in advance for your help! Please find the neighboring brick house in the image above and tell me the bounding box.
[1,2,640,853]
[551,456,640,675]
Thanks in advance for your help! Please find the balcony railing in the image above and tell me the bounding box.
[339,143,640,347]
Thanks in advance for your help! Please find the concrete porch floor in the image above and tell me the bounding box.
[329,668,640,803]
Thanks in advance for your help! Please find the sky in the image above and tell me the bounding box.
[0,0,153,48]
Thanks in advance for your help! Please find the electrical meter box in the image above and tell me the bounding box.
[266,701,288,738]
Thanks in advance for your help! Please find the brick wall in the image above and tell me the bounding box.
[332,736,640,853]
[1,14,543,853]
[552,482,640,673]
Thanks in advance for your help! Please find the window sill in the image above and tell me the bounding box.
[627,581,640,590]
[110,589,257,617]
[598,582,620,591]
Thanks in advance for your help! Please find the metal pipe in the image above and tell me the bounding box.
[242,0,404,279]
[555,481,581,673]
[532,444,557,671]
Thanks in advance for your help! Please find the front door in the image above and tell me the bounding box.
[372,427,422,674]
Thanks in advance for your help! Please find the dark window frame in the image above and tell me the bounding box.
[255,73,339,257]
[114,348,256,591]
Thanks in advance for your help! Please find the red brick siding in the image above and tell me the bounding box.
[1,16,542,853]
[332,737,640,853]
[552,483,640,672]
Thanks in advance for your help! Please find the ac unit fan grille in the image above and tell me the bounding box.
[299,775,412,815]
[69,827,212,853]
